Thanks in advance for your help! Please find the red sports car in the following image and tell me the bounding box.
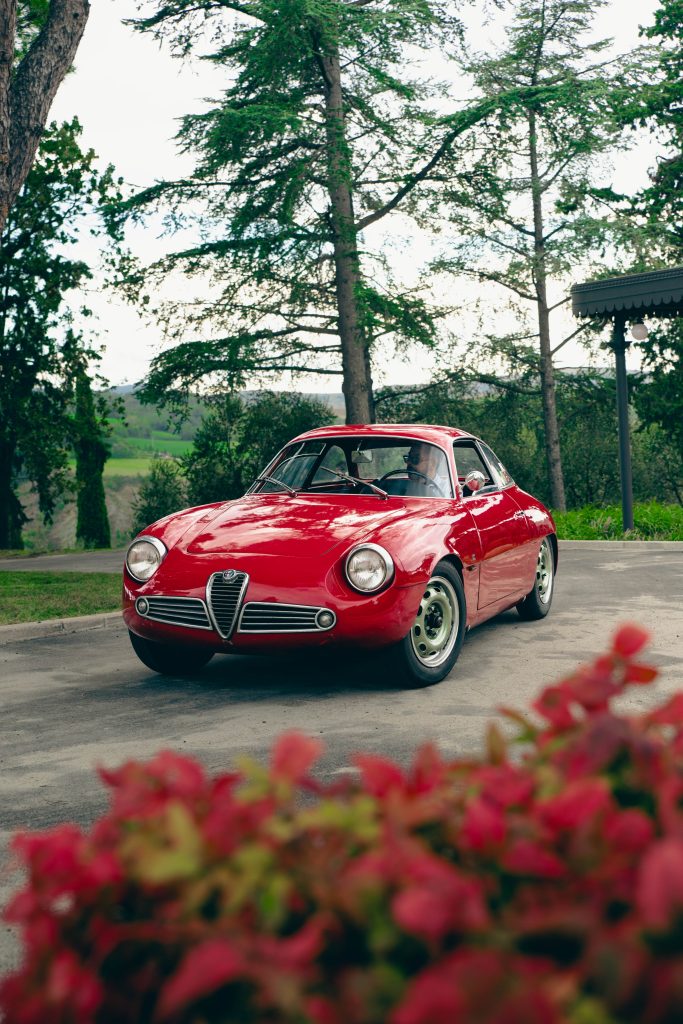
[123,424,557,687]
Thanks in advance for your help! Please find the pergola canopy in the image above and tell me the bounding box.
[570,265,683,533]
[571,266,683,319]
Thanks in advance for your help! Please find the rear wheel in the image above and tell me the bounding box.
[387,561,466,688]
[517,536,554,621]
[129,631,214,675]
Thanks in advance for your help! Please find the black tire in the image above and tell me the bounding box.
[386,561,466,688]
[129,630,214,675]
[517,535,555,621]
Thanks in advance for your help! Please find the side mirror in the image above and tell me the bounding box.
[464,470,486,493]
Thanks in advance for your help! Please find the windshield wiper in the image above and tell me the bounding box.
[322,467,388,499]
[255,474,298,495]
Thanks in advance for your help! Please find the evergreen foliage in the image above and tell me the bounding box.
[638,0,683,257]
[627,3,683,467]
[131,459,187,537]
[376,366,683,510]
[181,391,334,505]
[633,319,683,470]
[125,0,493,423]
[69,349,112,549]
[0,119,121,548]
[426,0,651,510]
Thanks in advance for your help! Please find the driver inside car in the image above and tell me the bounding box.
[404,443,450,497]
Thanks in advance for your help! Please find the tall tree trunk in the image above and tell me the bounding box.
[529,110,566,512]
[318,38,373,424]
[0,0,89,234]
[0,0,16,230]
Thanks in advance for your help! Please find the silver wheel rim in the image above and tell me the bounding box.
[410,575,459,668]
[537,538,553,604]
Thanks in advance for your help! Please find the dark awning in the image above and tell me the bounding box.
[571,266,683,319]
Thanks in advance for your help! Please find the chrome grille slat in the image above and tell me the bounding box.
[142,596,212,631]
[239,602,335,634]
[206,571,249,639]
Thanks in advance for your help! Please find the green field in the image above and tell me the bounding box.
[0,572,121,624]
[103,457,154,477]
[126,435,192,457]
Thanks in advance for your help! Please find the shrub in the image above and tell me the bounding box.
[4,626,683,1022]
[131,460,187,538]
[553,500,683,540]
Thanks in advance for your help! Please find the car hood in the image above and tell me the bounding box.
[178,493,424,560]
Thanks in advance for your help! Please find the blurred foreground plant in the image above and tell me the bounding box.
[3,625,683,1023]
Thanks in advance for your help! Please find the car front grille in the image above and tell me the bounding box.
[140,596,212,630]
[206,571,249,639]
[238,602,335,633]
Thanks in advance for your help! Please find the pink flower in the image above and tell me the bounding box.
[271,731,323,783]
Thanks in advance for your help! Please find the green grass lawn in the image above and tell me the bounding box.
[553,502,683,541]
[0,572,121,625]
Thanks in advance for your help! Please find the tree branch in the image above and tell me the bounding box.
[356,99,497,232]
[550,321,592,356]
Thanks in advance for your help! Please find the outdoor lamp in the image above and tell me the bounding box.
[630,321,649,341]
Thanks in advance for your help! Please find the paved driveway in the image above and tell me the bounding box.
[1,544,682,973]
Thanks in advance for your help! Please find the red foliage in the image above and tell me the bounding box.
[3,623,683,1023]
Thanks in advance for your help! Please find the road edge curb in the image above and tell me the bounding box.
[0,611,123,646]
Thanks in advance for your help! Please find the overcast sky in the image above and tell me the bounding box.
[50,0,664,390]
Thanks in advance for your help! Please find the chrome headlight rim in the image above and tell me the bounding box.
[125,535,167,583]
[344,543,394,594]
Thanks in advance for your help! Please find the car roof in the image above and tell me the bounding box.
[291,423,475,445]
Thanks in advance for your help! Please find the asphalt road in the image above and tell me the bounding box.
[0,550,127,573]
[1,546,682,974]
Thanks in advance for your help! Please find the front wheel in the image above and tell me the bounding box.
[517,536,555,621]
[129,630,214,676]
[386,562,466,688]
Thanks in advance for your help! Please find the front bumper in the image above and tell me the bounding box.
[123,553,424,653]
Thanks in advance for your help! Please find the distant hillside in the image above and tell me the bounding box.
[104,389,345,465]
[20,389,346,549]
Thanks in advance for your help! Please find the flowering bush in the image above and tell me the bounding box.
[3,624,683,1023]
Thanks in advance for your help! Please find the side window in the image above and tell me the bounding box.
[311,445,347,484]
[478,442,513,487]
[453,442,492,485]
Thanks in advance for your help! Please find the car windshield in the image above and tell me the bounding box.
[251,437,453,498]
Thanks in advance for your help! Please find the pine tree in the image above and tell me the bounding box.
[69,350,111,549]
[126,0,495,423]
[430,0,649,510]
[0,119,120,548]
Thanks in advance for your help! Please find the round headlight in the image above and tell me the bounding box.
[345,544,394,594]
[126,536,167,582]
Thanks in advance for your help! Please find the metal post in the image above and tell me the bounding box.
[611,315,634,532]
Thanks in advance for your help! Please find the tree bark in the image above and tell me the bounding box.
[0,0,16,229]
[528,109,566,512]
[318,37,373,424]
[0,0,89,233]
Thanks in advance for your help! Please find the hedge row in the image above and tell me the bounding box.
[3,625,683,1023]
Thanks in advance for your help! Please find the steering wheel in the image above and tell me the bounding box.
[377,468,441,494]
